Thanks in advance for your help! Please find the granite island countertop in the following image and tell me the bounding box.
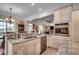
[7,34,47,44]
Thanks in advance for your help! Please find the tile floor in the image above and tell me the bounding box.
[41,47,58,55]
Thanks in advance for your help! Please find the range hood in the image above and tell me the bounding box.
[32,19,54,26]
[32,14,54,26]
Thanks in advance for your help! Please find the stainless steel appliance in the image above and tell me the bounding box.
[54,23,69,36]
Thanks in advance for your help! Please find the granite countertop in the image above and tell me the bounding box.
[49,34,70,38]
[8,37,38,44]
[8,34,47,44]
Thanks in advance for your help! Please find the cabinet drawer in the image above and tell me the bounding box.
[13,48,25,55]
[13,42,25,50]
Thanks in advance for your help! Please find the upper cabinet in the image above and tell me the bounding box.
[54,9,62,23]
[72,4,79,11]
[54,5,71,24]
[62,6,71,22]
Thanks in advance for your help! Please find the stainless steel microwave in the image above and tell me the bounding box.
[54,23,69,36]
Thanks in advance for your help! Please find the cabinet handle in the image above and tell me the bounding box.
[34,44,36,46]
[14,52,18,54]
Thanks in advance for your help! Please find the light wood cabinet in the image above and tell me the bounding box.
[68,42,79,54]
[54,10,61,23]
[54,6,71,23]
[62,6,71,22]
[13,47,25,55]
[7,37,41,55]
[47,35,58,48]
[25,40,34,55]
[25,38,41,55]
[33,38,41,55]
[47,35,69,49]
[8,42,26,55]
[47,35,70,55]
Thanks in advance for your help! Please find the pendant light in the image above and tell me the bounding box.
[6,8,15,24]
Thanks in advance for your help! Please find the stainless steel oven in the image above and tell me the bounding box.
[55,23,69,36]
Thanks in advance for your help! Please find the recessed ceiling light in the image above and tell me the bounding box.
[38,8,42,11]
[31,3,35,6]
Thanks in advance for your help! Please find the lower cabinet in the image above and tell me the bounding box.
[8,42,26,55]
[25,40,34,55]
[33,38,40,55]
[25,38,40,55]
[47,35,69,49]
[13,47,25,55]
[68,42,79,54]
[8,38,41,55]
[47,35,55,48]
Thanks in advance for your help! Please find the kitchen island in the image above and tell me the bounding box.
[6,34,47,55]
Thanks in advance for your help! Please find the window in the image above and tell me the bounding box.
[0,20,6,35]
[0,19,6,39]
[28,24,33,33]
[0,19,15,39]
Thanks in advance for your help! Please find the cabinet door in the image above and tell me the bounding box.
[47,35,56,48]
[47,36,61,48]
[54,6,71,23]
[25,41,34,55]
[13,48,25,55]
[33,38,41,55]
[68,42,79,54]
[54,10,61,23]
[62,6,71,22]
[13,42,25,55]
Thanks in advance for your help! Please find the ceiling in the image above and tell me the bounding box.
[0,3,71,21]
